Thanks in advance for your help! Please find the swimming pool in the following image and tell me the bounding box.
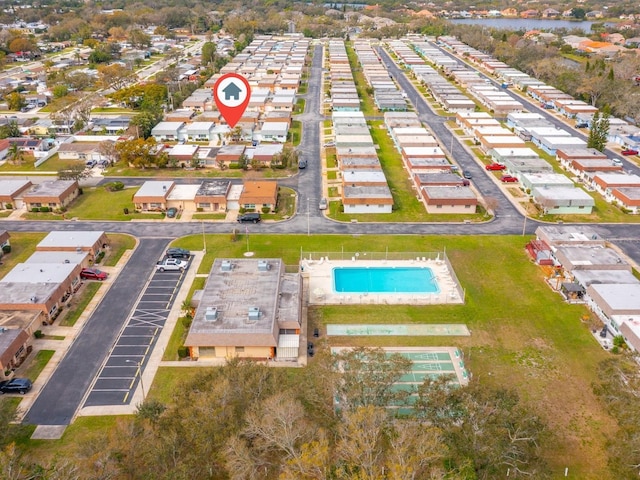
[333,267,440,294]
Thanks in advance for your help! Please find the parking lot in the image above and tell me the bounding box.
[83,260,190,406]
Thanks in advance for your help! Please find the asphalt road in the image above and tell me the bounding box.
[24,238,170,425]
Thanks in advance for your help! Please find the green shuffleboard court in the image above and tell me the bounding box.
[327,324,470,336]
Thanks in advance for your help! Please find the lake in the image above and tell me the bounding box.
[451,18,596,32]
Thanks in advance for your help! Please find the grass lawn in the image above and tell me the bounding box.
[58,282,102,327]
[345,43,377,116]
[290,120,302,146]
[147,367,203,403]
[102,233,136,267]
[21,350,55,382]
[262,186,296,220]
[192,213,227,220]
[294,98,306,114]
[327,170,337,180]
[326,150,337,168]
[163,277,206,360]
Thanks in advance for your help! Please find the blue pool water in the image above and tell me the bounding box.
[333,267,440,294]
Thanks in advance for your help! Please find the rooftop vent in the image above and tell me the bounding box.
[248,307,260,321]
[221,260,232,271]
[204,306,218,322]
[257,260,270,271]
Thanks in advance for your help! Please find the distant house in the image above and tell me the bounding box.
[22,180,79,211]
[421,186,477,214]
[194,180,231,212]
[239,181,278,213]
[133,181,174,212]
[36,230,109,261]
[151,121,186,141]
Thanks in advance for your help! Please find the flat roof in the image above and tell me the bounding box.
[556,246,627,268]
[589,283,640,312]
[23,180,76,198]
[573,269,638,287]
[0,179,31,196]
[1,262,77,284]
[37,230,105,249]
[169,144,199,156]
[167,184,200,201]
[533,186,594,201]
[523,173,574,185]
[343,170,387,183]
[133,181,174,198]
[186,258,299,347]
[196,180,231,197]
[423,186,476,199]
[26,251,88,265]
[343,185,392,199]
[492,147,539,157]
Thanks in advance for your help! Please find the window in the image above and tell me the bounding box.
[437,205,442,209]
[14,346,24,359]
[235,346,245,353]
[49,305,58,317]
[244,204,255,210]
[198,203,211,209]
[48,202,56,207]
[465,205,471,208]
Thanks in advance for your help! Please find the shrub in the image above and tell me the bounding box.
[612,346,620,354]
[261,206,270,214]
[613,335,626,348]
[94,251,105,264]
[228,162,241,169]
[39,206,50,213]
[34,330,45,339]
[239,207,246,214]
[5,203,12,210]
[231,228,238,242]
[31,207,40,213]
[177,346,188,358]
[196,207,203,212]
[2,245,11,254]
[181,317,192,328]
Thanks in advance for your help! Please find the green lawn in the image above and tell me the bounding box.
[327,170,337,180]
[326,150,337,168]
[290,120,302,146]
[102,234,136,267]
[163,277,206,361]
[21,350,55,382]
[58,281,102,327]
[345,42,377,116]
[192,213,227,220]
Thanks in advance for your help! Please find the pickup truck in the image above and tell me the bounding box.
[156,258,188,272]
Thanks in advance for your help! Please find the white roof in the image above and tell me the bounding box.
[135,181,174,197]
[37,231,105,249]
[0,262,77,284]
[169,144,199,156]
[167,184,200,201]
[26,251,88,265]
[492,148,539,158]
[0,179,31,196]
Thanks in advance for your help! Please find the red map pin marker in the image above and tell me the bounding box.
[213,73,251,128]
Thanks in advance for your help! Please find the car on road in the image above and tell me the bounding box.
[621,149,639,156]
[575,122,588,129]
[463,171,472,179]
[319,198,328,210]
[85,160,97,169]
[0,378,32,394]
[501,175,518,183]
[298,159,307,169]
[166,247,190,259]
[485,163,506,171]
[80,268,108,281]
[237,212,261,223]
[156,258,188,272]
[166,207,178,218]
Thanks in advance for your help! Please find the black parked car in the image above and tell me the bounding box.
[237,213,261,223]
[166,247,190,259]
[307,342,315,357]
[313,328,319,338]
[0,378,32,394]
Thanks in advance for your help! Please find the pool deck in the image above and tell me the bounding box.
[302,258,464,305]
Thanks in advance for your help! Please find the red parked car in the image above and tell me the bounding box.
[485,163,506,171]
[501,175,518,183]
[80,268,108,281]
[621,149,638,156]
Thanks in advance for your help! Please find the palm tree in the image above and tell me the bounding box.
[7,143,24,166]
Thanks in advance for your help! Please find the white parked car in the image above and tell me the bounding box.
[156,258,188,272]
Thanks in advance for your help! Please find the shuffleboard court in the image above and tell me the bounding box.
[327,324,470,336]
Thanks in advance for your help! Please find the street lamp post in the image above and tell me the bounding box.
[307,197,310,236]
[125,360,146,400]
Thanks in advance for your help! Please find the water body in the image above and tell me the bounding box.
[451,18,596,32]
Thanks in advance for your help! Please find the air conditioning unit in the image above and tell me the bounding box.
[248,307,260,320]
[221,260,232,271]
[257,260,270,271]
[204,306,218,322]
